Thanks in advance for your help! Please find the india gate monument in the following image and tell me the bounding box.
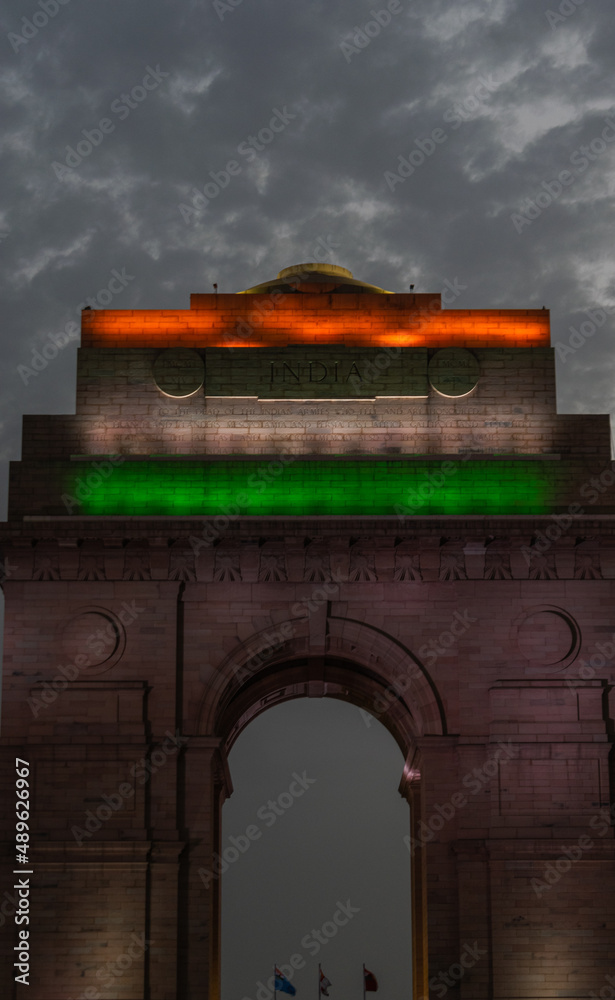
[0,261,614,999]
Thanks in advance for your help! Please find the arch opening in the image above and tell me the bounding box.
[216,655,424,761]
[220,696,414,1000]
[196,634,438,1000]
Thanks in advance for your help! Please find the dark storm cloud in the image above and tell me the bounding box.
[0,0,613,496]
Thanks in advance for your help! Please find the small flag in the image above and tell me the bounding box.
[275,967,297,996]
[320,969,332,996]
[364,968,378,992]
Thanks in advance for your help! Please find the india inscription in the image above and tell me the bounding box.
[270,359,365,385]
[204,346,430,398]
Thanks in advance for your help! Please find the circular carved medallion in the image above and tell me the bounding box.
[428,348,479,397]
[61,608,126,673]
[153,348,204,397]
[515,606,580,667]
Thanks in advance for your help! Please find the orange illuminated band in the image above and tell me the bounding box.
[80,293,550,349]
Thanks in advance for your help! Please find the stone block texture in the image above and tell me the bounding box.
[0,272,613,999]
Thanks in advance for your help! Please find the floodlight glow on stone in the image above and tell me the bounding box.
[65,459,552,516]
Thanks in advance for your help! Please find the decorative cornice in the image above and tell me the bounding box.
[3,523,615,582]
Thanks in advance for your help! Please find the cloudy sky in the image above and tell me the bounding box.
[1,0,615,994]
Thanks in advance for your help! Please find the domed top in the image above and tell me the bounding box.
[238,261,393,294]
[278,263,353,280]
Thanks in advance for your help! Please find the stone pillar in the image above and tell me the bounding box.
[148,841,183,1000]
[455,842,492,999]
[415,736,464,993]
[179,737,232,1000]
[399,751,428,1000]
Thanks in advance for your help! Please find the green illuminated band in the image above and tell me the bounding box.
[62,458,553,516]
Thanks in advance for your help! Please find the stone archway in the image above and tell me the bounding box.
[188,615,446,1000]
[198,614,446,748]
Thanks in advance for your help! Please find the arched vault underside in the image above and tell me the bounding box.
[198,614,446,757]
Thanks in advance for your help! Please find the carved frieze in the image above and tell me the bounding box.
[123,541,151,581]
[574,538,602,580]
[349,538,377,582]
[303,537,332,582]
[393,539,421,581]
[439,539,467,581]
[484,540,512,580]
[169,540,197,582]
[259,541,287,582]
[214,545,242,582]
[33,541,61,581]
[11,530,615,582]
[78,541,106,581]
